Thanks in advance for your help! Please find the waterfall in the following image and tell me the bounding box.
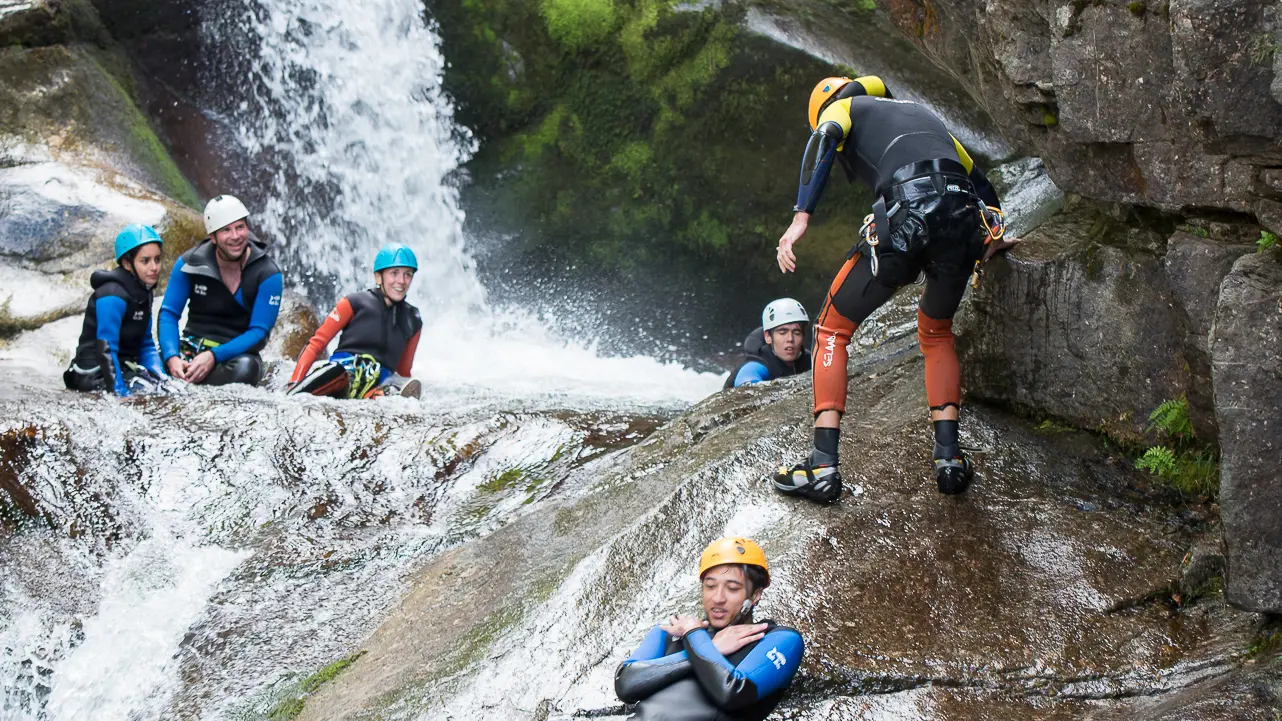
[205,0,720,404]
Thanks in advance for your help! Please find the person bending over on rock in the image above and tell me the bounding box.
[158,195,283,387]
[724,298,812,388]
[286,243,423,400]
[64,224,171,396]
[615,537,804,721]
[773,75,1019,501]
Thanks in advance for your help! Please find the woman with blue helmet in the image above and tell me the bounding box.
[63,224,170,396]
[287,243,424,399]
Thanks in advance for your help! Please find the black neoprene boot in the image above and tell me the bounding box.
[932,419,973,495]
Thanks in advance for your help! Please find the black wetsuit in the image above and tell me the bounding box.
[64,267,166,395]
[615,622,804,721]
[796,89,1005,420]
[723,328,813,389]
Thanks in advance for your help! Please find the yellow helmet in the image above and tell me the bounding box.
[808,76,852,131]
[699,537,769,585]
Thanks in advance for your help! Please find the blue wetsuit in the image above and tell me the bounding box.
[615,622,804,720]
[733,362,771,387]
[158,256,283,363]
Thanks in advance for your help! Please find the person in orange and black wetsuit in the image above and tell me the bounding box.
[772,76,1019,500]
[287,243,424,400]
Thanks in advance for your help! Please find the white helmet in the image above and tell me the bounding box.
[203,195,250,235]
[762,298,808,331]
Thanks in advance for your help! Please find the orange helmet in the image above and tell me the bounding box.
[808,76,852,131]
[699,537,769,586]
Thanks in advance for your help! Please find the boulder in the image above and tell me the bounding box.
[957,201,1188,440]
[1211,251,1282,614]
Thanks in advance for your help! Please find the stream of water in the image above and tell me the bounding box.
[0,1,721,718]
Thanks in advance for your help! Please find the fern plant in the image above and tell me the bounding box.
[1136,446,1177,476]
[1135,397,1220,497]
[1147,396,1195,443]
[1259,230,1277,253]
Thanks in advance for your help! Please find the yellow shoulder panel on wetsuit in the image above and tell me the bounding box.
[819,98,853,151]
[949,134,975,173]
[851,76,888,97]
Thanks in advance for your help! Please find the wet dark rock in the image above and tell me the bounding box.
[872,0,1282,221]
[0,0,69,47]
[1178,532,1227,601]
[956,201,1188,440]
[1163,233,1254,441]
[1211,251,1282,614]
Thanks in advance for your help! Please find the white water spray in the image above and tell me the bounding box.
[216,0,721,404]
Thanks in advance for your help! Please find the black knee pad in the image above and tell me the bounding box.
[204,355,264,386]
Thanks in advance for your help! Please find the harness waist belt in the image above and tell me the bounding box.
[885,175,975,204]
[888,158,970,185]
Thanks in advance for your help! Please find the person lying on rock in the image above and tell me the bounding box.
[63,224,172,396]
[723,298,812,389]
[158,195,283,387]
[286,243,423,400]
[773,75,1020,500]
[615,537,804,721]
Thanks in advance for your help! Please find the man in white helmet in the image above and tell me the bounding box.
[158,195,284,386]
[724,298,812,388]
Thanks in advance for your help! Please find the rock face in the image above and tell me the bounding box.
[956,201,1256,441]
[874,0,1282,222]
[1211,251,1282,614]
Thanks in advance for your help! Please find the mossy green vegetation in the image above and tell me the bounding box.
[0,44,199,208]
[1258,230,1277,253]
[1133,396,1219,498]
[266,651,367,721]
[429,0,865,299]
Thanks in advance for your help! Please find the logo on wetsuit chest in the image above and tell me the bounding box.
[132,310,145,321]
[766,647,786,670]
[193,284,208,296]
[822,333,837,367]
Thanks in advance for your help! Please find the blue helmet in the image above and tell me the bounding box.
[114,224,163,262]
[373,243,418,272]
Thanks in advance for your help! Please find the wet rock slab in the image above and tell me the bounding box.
[296,350,1270,720]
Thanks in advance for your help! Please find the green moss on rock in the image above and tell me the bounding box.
[0,44,198,208]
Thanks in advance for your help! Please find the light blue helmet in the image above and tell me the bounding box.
[373,243,418,272]
[114,224,163,262]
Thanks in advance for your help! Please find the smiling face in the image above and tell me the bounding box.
[211,219,250,263]
[123,242,163,288]
[701,564,763,631]
[377,266,415,302]
[765,322,805,363]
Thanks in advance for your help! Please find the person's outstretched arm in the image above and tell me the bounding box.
[615,626,692,703]
[681,627,804,710]
[290,297,353,383]
[209,272,284,362]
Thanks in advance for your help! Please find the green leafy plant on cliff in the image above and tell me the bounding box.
[1133,396,1219,497]
[1258,230,1277,253]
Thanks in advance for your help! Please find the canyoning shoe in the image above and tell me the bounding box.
[398,380,422,399]
[288,362,349,398]
[934,455,974,495]
[773,459,843,503]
